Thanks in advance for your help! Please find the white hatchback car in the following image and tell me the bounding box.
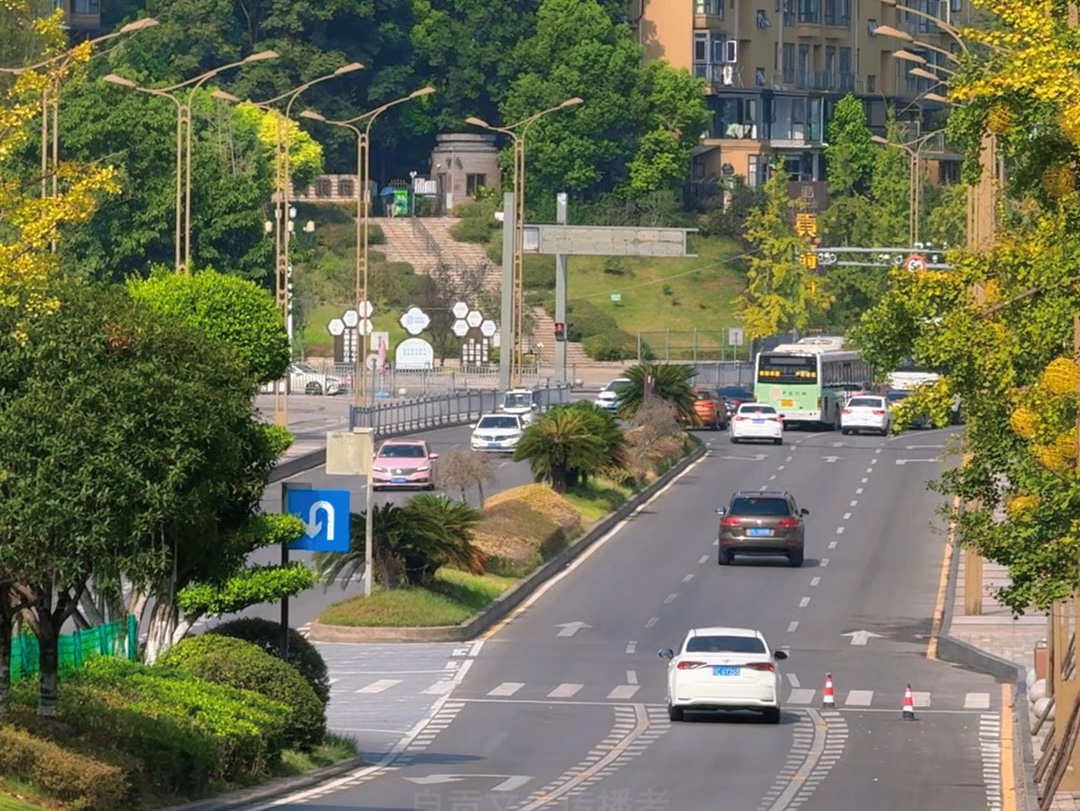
[729,403,784,445]
[841,395,892,436]
[470,413,525,453]
[593,377,632,411]
[659,627,787,723]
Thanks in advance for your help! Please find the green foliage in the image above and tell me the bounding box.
[157,635,325,751]
[313,497,485,590]
[512,404,625,492]
[582,330,642,361]
[46,657,289,794]
[128,267,290,384]
[451,217,498,243]
[176,561,316,617]
[0,724,130,811]
[824,94,875,195]
[210,617,330,706]
[615,363,697,422]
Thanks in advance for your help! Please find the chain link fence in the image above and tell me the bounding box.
[635,330,752,364]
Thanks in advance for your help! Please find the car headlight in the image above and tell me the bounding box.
[417,465,430,472]
[372,466,386,473]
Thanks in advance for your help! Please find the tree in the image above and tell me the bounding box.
[127,266,289,383]
[0,281,281,714]
[513,408,610,493]
[414,262,489,364]
[435,448,498,506]
[734,164,833,339]
[823,93,875,196]
[615,363,697,423]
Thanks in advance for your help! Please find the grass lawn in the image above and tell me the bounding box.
[318,568,517,627]
[276,735,359,776]
[564,480,633,524]
[0,779,53,811]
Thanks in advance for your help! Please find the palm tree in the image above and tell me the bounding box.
[513,408,608,493]
[616,363,697,423]
[562,401,627,485]
[404,494,485,577]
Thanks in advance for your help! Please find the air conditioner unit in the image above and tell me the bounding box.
[722,65,735,85]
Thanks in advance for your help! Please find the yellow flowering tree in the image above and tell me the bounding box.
[233,102,324,191]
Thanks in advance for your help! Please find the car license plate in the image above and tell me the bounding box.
[752,418,765,424]
[713,666,740,677]
[391,477,407,484]
[487,442,501,448]
[747,528,772,537]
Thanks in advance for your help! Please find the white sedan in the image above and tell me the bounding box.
[729,403,784,445]
[840,395,892,436]
[659,626,787,723]
[470,413,524,453]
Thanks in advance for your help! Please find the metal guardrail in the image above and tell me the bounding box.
[349,382,573,438]
[688,362,755,388]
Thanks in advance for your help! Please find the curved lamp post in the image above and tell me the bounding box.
[102,49,278,273]
[872,129,945,246]
[301,85,436,407]
[465,97,584,387]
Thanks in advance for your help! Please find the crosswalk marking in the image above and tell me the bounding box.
[488,682,525,697]
[607,685,640,700]
[422,681,456,695]
[914,691,931,708]
[548,683,584,698]
[965,692,991,709]
[788,688,816,704]
[355,679,401,694]
[845,690,874,706]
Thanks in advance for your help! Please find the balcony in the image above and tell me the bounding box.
[694,63,742,89]
[794,70,853,92]
[694,0,724,27]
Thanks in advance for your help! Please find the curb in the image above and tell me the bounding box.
[935,537,1038,811]
[307,437,707,644]
[270,448,326,483]
[157,757,366,811]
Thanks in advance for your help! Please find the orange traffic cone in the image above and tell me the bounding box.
[823,673,835,707]
[902,684,916,719]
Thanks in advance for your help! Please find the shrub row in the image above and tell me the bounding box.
[564,299,655,361]
[0,724,132,811]
[471,483,584,574]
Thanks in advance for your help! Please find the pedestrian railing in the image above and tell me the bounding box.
[349,382,573,438]
[11,615,139,682]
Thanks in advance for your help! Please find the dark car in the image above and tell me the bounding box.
[716,491,809,568]
[715,386,755,417]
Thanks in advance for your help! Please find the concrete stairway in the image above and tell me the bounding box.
[530,307,591,372]
[420,217,502,291]
[369,217,439,273]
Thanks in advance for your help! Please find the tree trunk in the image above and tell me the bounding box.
[551,466,569,494]
[477,480,485,508]
[0,586,14,717]
[35,611,61,717]
[144,600,179,665]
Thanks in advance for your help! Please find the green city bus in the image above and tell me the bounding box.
[753,337,874,430]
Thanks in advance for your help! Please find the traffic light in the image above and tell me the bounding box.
[554,322,566,341]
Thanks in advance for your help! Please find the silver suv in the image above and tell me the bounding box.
[716,491,809,567]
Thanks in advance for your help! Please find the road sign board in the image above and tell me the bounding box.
[452,301,469,319]
[466,310,483,328]
[357,319,373,336]
[285,488,350,552]
[328,318,345,337]
[904,254,926,271]
[521,224,696,257]
[728,327,744,347]
[342,309,359,328]
[357,301,373,318]
[480,319,497,337]
[452,320,469,338]
[399,306,431,336]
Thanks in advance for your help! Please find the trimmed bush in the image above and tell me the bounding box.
[367,223,385,245]
[583,330,639,361]
[0,725,131,811]
[566,300,619,342]
[158,635,326,751]
[450,217,496,243]
[54,657,289,795]
[472,484,583,571]
[211,617,331,706]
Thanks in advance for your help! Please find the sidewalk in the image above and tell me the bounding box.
[943,549,1069,809]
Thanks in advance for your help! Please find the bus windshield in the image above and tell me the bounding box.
[757,354,818,384]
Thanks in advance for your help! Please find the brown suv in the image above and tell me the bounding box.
[716,491,809,567]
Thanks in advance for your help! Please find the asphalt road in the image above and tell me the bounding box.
[248,426,1004,811]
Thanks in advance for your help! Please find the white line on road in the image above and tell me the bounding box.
[810,576,820,586]
[843,512,851,520]
[769,474,777,481]
[355,679,402,694]
[799,597,811,607]
[821,558,830,566]
[786,456,794,462]
[845,690,874,706]
[682,573,694,582]
[664,593,677,604]
[855,488,863,495]
[645,617,658,628]
[866,467,873,473]
[698,554,709,564]
[828,541,838,549]
[607,684,639,700]
[787,621,799,632]
[488,682,524,697]
[787,673,800,688]
[871,458,878,464]
[627,670,638,685]
[964,692,991,709]
[850,500,858,507]
[836,526,845,534]
[778,465,786,471]
[625,641,637,654]
[861,477,869,484]
[548,683,583,699]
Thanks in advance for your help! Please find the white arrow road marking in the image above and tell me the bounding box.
[821,455,842,463]
[905,444,943,449]
[555,621,592,637]
[404,775,532,792]
[830,441,845,447]
[842,630,882,646]
[305,500,336,539]
[895,458,938,465]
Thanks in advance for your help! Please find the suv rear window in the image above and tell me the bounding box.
[730,497,791,516]
[847,397,883,408]
[686,635,767,653]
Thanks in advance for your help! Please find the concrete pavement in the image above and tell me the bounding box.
[237,426,1004,811]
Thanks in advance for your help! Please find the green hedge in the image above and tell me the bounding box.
[211,618,331,706]
[35,657,290,796]
[0,724,132,811]
[450,217,496,243]
[158,635,326,751]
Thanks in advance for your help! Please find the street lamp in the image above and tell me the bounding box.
[300,85,436,409]
[0,17,159,250]
[873,24,961,63]
[102,49,278,273]
[872,129,945,247]
[216,62,364,427]
[465,97,584,387]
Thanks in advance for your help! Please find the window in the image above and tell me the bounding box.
[783,0,795,24]
[757,353,818,383]
[730,497,792,517]
[686,635,768,653]
[377,444,427,458]
[867,17,878,35]
[466,173,486,196]
[824,0,837,24]
[782,42,795,81]
[798,0,819,22]
[839,46,851,74]
[825,46,836,75]
[950,0,962,10]
[725,40,738,62]
[756,67,767,85]
[867,74,876,92]
[73,0,99,12]
[847,397,885,409]
[695,32,708,62]
[840,0,851,24]
[696,0,723,14]
[477,416,520,430]
[337,178,355,198]
[757,9,771,26]
[314,178,332,197]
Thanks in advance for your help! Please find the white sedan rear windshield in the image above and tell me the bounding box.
[686,636,766,653]
[478,416,519,429]
[848,397,883,408]
[740,405,776,414]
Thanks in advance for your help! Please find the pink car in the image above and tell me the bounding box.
[371,440,438,490]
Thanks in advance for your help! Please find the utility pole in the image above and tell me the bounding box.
[498,192,515,391]
[554,193,569,384]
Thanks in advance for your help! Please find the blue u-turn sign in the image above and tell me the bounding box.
[285,488,351,552]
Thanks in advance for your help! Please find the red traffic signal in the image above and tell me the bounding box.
[554,322,566,341]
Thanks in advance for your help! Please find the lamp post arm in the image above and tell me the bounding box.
[886,2,966,50]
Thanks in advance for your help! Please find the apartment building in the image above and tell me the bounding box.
[55,0,102,32]
[633,0,972,189]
